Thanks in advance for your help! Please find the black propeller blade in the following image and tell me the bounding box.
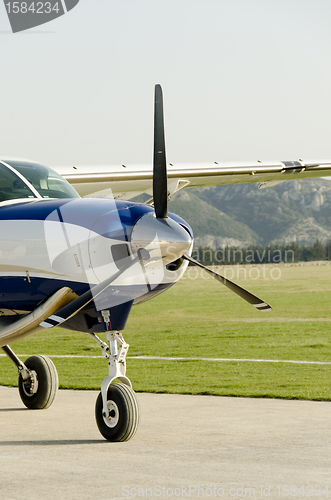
[183,254,272,312]
[153,84,168,219]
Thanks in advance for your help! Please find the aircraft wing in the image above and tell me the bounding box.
[54,160,331,199]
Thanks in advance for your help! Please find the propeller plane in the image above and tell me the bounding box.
[1,85,331,441]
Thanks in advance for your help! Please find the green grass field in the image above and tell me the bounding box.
[1,262,331,400]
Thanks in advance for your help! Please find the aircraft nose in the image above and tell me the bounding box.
[130,212,192,266]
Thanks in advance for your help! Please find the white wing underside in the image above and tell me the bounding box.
[54,160,331,199]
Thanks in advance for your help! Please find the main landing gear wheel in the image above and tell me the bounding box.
[18,355,59,410]
[95,383,140,442]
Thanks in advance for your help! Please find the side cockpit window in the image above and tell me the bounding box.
[0,162,36,203]
[4,160,79,199]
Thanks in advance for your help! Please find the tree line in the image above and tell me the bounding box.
[192,239,331,266]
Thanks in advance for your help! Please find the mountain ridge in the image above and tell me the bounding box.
[168,178,331,248]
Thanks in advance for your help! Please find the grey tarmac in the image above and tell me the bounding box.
[0,386,330,500]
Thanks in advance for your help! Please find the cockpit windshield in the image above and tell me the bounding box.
[4,160,79,199]
[0,162,36,203]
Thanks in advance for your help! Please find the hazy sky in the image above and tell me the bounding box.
[1,0,331,167]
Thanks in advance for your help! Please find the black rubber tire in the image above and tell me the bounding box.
[18,355,59,409]
[95,383,140,442]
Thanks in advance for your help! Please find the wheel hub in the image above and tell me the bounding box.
[103,400,119,428]
[22,370,39,397]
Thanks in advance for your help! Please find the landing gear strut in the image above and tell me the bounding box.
[89,330,140,442]
[1,345,58,409]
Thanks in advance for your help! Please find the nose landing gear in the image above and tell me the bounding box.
[89,329,140,442]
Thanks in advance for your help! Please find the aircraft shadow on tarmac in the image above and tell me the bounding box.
[0,407,28,412]
[0,440,107,446]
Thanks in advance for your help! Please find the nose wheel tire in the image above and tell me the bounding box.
[95,382,140,442]
[18,355,59,410]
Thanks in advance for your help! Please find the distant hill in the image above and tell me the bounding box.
[168,178,331,248]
